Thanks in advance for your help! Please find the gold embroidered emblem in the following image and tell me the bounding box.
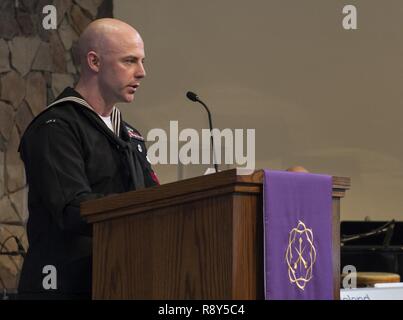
[285,220,317,290]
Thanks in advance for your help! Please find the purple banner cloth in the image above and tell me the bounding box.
[264,170,333,300]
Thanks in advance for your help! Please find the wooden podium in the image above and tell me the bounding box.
[81,169,350,299]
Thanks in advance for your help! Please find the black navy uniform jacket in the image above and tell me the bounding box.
[17,87,159,299]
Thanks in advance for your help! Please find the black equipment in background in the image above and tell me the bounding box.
[341,220,403,279]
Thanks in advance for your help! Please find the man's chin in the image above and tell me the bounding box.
[122,94,135,103]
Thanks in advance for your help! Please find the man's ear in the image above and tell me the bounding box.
[87,51,100,72]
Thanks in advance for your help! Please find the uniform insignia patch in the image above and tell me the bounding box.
[126,126,144,141]
[137,144,142,152]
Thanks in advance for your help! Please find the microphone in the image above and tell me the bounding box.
[186,91,199,102]
[186,91,219,173]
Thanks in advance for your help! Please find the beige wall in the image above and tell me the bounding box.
[114,0,403,222]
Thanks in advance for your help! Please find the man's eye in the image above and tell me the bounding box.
[125,60,135,64]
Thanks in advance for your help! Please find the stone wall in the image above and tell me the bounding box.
[0,0,113,294]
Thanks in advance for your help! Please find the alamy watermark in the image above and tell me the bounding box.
[342,5,358,30]
[342,265,357,289]
[42,5,57,30]
[146,121,255,174]
[41,4,358,31]
[42,265,57,290]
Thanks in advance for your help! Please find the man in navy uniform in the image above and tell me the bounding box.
[18,18,159,299]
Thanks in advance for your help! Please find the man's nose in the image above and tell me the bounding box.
[136,63,146,79]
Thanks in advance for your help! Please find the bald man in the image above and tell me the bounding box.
[17,19,159,299]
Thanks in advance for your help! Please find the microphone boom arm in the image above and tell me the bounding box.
[186,91,219,173]
[197,99,219,173]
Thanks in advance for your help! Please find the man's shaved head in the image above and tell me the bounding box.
[78,18,143,71]
[75,18,146,114]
